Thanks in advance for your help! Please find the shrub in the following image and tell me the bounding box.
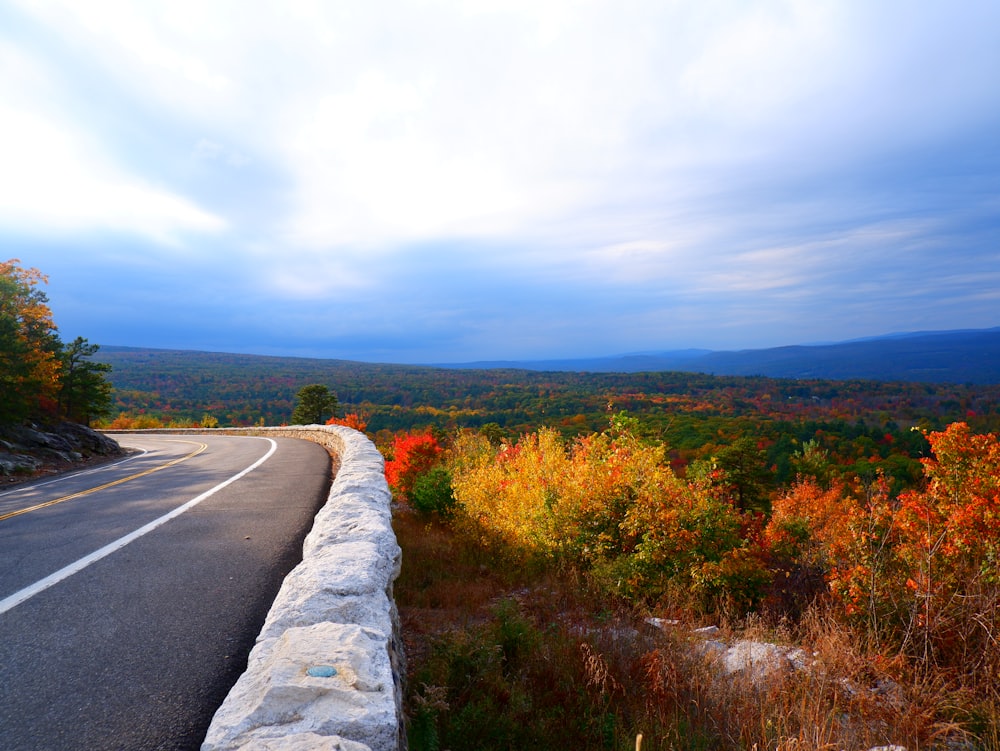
[327,412,369,432]
[410,466,457,517]
[450,425,769,614]
[385,430,443,503]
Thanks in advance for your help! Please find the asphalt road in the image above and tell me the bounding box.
[0,433,332,751]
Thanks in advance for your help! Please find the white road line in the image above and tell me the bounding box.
[0,449,148,500]
[0,438,278,616]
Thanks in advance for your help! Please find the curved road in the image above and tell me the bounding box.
[0,434,332,751]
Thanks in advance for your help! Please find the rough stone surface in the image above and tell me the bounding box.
[0,452,40,475]
[224,732,372,751]
[720,640,794,683]
[202,624,397,751]
[1,421,123,477]
[106,426,403,751]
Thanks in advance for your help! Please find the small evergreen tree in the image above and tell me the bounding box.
[58,337,113,425]
[291,384,338,425]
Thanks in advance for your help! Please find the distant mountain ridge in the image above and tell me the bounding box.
[437,327,1000,384]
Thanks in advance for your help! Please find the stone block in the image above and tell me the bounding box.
[203,623,398,751]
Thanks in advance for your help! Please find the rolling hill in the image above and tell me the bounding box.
[438,328,1000,383]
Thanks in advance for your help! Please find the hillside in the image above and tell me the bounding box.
[94,340,1000,443]
[440,328,1000,383]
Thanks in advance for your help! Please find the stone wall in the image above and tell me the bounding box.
[105,426,404,751]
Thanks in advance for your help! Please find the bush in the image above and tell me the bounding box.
[410,466,457,517]
[385,430,442,502]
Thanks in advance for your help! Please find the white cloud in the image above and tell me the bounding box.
[0,39,225,241]
[6,0,1000,361]
[193,138,250,167]
[13,0,998,252]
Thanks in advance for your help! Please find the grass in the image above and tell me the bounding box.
[393,507,999,750]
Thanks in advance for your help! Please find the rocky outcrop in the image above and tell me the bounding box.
[0,421,123,477]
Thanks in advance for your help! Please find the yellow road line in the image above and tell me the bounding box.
[0,441,208,523]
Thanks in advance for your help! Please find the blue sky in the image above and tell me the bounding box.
[3,1,999,363]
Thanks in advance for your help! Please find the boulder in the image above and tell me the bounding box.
[0,452,40,476]
[0,422,123,477]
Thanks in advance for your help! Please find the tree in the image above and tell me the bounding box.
[0,259,61,423]
[713,435,773,512]
[58,337,113,425]
[291,384,338,425]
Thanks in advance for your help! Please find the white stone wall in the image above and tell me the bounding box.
[105,426,404,751]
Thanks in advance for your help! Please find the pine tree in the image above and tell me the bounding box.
[58,337,113,425]
[291,384,338,425]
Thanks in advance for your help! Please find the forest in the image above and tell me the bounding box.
[95,345,1000,437]
[96,345,1000,504]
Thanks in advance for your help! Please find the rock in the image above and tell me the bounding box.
[644,617,681,630]
[18,426,75,453]
[0,453,40,476]
[61,422,122,455]
[202,623,398,751]
[258,588,397,641]
[218,731,372,750]
[697,639,728,659]
[720,640,793,682]
[0,422,123,477]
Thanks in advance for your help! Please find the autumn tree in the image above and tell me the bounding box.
[0,259,61,423]
[290,383,338,424]
[890,423,1000,672]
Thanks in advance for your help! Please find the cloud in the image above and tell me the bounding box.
[5,0,1000,361]
[0,37,225,242]
[194,139,250,167]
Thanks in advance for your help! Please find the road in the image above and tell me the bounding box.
[0,433,332,751]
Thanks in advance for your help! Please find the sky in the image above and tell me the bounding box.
[2,0,1000,364]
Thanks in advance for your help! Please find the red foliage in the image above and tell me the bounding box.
[384,431,442,501]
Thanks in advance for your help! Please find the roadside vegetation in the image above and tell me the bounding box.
[388,417,1000,750]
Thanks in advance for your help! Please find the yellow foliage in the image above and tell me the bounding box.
[451,427,674,562]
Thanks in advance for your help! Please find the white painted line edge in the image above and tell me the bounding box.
[0,448,149,500]
[0,438,278,616]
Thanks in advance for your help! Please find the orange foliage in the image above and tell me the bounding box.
[326,412,369,432]
[765,478,853,569]
[808,423,1000,674]
[103,413,165,430]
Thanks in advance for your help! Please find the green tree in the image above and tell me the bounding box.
[291,384,338,425]
[58,337,113,425]
[713,435,773,512]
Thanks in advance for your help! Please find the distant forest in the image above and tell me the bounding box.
[95,346,1000,491]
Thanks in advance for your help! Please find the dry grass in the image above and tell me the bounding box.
[394,507,999,750]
